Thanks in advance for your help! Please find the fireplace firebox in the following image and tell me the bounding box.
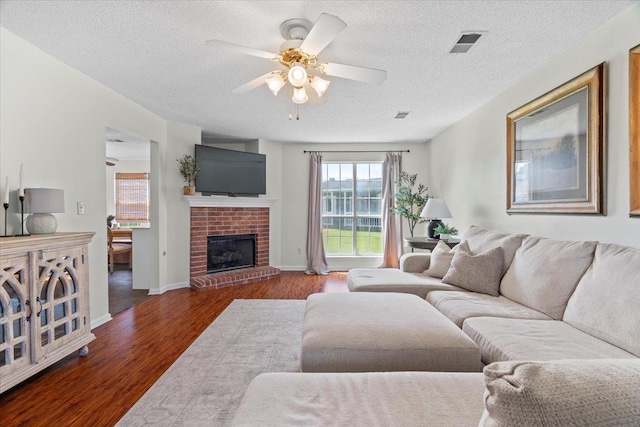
[207,234,256,274]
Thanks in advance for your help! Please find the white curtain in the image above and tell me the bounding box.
[305,152,330,275]
[380,153,403,268]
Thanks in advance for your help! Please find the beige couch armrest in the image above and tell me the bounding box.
[400,253,431,273]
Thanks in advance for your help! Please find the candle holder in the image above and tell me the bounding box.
[19,195,26,236]
[3,202,8,237]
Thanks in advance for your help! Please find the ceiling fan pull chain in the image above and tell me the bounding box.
[296,104,300,121]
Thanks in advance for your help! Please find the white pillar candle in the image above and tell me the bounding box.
[19,164,24,197]
[2,176,8,204]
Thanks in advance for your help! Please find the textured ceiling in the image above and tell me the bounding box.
[0,1,634,144]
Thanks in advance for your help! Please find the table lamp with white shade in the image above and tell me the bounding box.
[24,188,65,234]
[420,198,452,239]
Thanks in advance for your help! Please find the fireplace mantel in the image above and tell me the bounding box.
[182,196,276,208]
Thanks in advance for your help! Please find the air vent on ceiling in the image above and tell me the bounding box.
[394,112,410,119]
[449,32,485,53]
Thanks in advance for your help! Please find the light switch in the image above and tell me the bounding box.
[77,201,85,215]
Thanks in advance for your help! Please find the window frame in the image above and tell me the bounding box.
[321,161,383,256]
[114,172,150,224]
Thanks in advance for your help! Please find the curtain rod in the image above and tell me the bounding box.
[303,150,410,153]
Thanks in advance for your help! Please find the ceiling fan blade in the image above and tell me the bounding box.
[205,39,276,60]
[300,13,347,56]
[321,62,387,85]
[232,73,272,94]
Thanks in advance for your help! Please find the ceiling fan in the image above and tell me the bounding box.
[205,13,387,117]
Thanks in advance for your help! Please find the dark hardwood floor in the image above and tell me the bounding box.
[0,271,349,427]
[108,264,150,315]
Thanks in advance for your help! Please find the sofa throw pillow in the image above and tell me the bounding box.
[441,241,503,296]
[423,241,456,278]
[478,359,640,427]
[499,236,597,320]
[463,225,526,277]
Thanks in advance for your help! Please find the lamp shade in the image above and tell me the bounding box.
[265,73,286,95]
[24,188,65,213]
[309,75,330,97]
[291,86,309,104]
[420,198,452,219]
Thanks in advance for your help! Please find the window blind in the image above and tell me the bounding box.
[115,172,149,222]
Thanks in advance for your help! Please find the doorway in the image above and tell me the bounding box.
[106,127,152,315]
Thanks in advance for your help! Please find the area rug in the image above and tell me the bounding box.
[117,299,305,426]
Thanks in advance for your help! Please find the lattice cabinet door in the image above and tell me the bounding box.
[33,246,88,361]
[0,255,31,379]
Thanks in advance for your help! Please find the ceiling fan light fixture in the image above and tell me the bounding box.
[292,86,309,104]
[288,64,307,88]
[309,75,330,97]
[265,73,286,95]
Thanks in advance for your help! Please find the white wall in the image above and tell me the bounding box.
[0,28,200,325]
[258,140,284,268]
[427,4,640,248]
[164,122,201,288]
[270,141,430,270]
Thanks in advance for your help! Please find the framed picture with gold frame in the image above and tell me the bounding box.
[630,45,640,216]
[507,63,606,214]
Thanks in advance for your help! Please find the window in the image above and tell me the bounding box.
[115,173,149,223]
[321,162,383,255]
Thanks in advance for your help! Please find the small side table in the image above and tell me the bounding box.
[404,237,459,251]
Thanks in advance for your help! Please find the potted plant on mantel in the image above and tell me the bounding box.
[392,172,430,237]
[177,154,201,196]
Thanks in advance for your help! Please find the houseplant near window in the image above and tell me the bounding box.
[177,154,201,195]
[433,223,458,240]
[392,172,430,237]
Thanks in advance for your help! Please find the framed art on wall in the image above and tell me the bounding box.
[630,45,640,216]
[506,63,606,214]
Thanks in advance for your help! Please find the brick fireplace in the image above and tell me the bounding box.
[186,197,280,291]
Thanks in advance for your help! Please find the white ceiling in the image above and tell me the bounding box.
[0,1,634,144]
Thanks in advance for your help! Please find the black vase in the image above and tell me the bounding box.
[427,219,444,239]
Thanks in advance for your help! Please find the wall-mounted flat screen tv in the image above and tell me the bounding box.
[195,145,266,196]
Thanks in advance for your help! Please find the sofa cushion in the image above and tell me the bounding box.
[426,291,552,328]
[347,268,463,298]
[463,317,637,365]
[499,236,597,320]
[563,243,640,357]
[424,240,456,278]
[232,371,486,427]
[442,242,504,296]
[479,359,640,427]
[462,225,526,276]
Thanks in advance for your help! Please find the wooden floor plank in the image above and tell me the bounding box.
[0,271,349,427]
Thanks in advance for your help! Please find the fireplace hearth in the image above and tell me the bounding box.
[207,234,256,273]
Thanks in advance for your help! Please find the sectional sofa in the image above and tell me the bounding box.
[232,226,640,426]
[348,225,640,365]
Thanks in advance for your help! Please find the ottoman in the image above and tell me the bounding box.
[301,292,481,372]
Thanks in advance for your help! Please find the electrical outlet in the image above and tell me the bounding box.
[77,201,85,215]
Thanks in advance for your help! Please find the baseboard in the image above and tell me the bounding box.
[91,313,113,330]
[277,265,306,271]
[148,281,190,295]
[278,265,351,272]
